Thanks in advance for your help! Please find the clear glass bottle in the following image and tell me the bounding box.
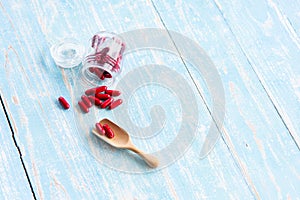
[80,31,125,86]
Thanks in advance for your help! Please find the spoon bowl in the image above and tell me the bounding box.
[92,118,159,168]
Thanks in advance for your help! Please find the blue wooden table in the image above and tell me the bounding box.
[0,0,299,199]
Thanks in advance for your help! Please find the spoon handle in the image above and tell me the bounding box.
[128,146,159,168]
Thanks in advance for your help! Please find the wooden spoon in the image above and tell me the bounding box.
[92,118,159,168]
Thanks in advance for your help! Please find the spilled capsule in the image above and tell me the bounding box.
[105,89,121,96]
[78,101,89,113]
[109,99,123,110]
[58,96,70,110]
[88,96,102,106]
[101,98,114,109]
[81,95,92,108]
[96,93,110,100]
[85,86,107,95]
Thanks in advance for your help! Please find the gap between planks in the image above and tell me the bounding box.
[150,0,262,199]
[212,0,300,151]
[0,93,37,200]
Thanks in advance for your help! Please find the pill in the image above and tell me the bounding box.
[96,93,110,100]
[94,68,105,80]
[58,96,70,109]
[89,67,95,73]
[81,95,92,108]
[95,53,105,64]
[103,71,112,78]
[109,99,123,110]
[100,97,114,108]
[103,124,114,139]
[100,74,105,80]
[95,86,107,93]
[95,123,105,135]
[101,47,110,54]
[105,90,121,96]
[78,101,89,113]
[85,86,107,95]
[88,96,102,106]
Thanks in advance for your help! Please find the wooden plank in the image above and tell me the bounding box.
[151,0,300,199]
[267,0,300,38]
[0,0,254,199]
[0,100,33,199]
[212,0,300,146]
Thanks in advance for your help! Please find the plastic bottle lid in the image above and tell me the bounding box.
[50,38,86,68]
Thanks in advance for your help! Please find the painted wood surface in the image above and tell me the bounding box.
[213,0,300,148]
[151,1,300,199]
[0,0,299,199]
[0,100,33,199]
[0,0,253,199]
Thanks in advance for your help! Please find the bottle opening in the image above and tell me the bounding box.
[81,63,114,86]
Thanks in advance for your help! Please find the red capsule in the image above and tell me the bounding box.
[58,96,70,109]
[101,47,110,54]
[89,67,95,73]
[100,97,114,108]
[103,71,112,78]
[96,93,110,100]
[100,74,105,80]
[103,124,114,139]
[81,95,92,108]
[95,123,105,135]
[109,99,123,110]
[105,90,121,96]
[85,86,107,95]
[94,68,105,80]
[88,96,102,106]
[78,101,89,113]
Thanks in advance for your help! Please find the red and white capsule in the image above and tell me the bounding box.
[58,96,70,110]
[109,99,123,110]
[103,124,114,139]
[78,101,89,113]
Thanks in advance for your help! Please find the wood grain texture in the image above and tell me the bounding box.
[213,0,300,146]
[0,100,33,199]
[268,0,300,42]
[151,0,300,199]
[0,0,255,199]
